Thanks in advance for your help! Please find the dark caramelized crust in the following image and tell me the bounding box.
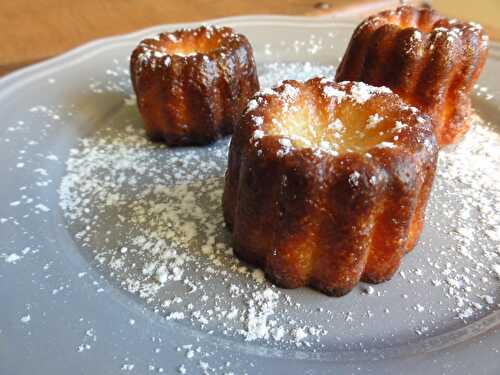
[223,78,438,296]
[335,6,489,147]
[130,26,259,146]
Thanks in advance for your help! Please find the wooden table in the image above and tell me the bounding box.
[0,0,499,76]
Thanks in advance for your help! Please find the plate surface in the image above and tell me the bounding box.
[1,16,500,375]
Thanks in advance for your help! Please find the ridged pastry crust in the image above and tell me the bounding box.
[130,26,259,146]
[223,78,438,296]
[335,6,489,147]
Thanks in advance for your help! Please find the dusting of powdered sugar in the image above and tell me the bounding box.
[58,81,327,349]
[338,81,392,104]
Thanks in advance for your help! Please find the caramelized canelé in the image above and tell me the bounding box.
[223,78,438,296]
[130,25,259,146]
[335,5,489,147]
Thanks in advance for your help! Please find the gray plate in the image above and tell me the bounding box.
[1,16,500,375]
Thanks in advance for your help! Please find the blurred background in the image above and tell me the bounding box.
[0,0,498,76]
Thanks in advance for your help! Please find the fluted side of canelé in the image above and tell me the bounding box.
[335,6,489,147]
[130,26,259,146]
[223,79,438,296]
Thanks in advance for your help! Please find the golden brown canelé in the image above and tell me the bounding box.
[130,26,259,146]
[335,6,489,147]
[223,78,438,296]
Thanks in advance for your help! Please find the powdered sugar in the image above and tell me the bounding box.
[281,84,299,100]
[492,264,500,279]
[243,288,279,341]
[323,86,346,100]
[366,114,384,129]
[346,82,392,104]
[394,120,408,131]
[376,141,396,149]
[349,171,361,187]
[3,253,23,264]
[245,99,259,113]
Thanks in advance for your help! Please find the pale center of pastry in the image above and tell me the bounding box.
[264,84,399,155]
[162,32,226,57]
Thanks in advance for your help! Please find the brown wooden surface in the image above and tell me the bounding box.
[0,0,499,76]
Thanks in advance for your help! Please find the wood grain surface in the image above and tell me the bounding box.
[0,0,498,76]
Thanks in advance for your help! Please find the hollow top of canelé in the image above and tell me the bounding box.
[244,78,435,157]
[362,5,488,41]
[135,25,245,60]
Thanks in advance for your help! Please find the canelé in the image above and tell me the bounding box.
[130,25,259,146]
[335,6,489,146]
[223,78,438,296]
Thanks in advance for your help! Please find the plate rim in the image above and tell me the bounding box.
[1,15,499,93]
[0,16,353,89]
